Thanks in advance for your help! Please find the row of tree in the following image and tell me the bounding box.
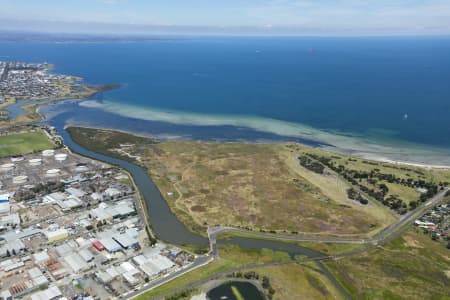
[346,188,369,205]
[302,153,447,214]
[298,155,325,174]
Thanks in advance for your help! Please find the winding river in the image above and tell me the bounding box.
[44,110,350,299]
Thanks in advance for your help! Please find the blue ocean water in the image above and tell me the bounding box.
[1,37,450,164]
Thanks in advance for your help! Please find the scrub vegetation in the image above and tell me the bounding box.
[67,127,412,238]
[325,229,450,300]
[67,127,450,300]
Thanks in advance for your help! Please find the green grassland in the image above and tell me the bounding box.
[324,229,450,300]
[0,130,55,157]
[247,262,346,300]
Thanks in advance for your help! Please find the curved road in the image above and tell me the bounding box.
[128,188,448,299]
[53,122,447,299]
[208,188,448,255]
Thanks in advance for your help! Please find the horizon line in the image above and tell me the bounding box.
[2,29,450,39]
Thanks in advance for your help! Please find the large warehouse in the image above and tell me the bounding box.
[0,193,10,216]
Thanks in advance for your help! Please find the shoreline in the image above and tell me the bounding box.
[64,123,450,171]
[77,99,450,169]
[321,146,450,170]
[0,82,121,126]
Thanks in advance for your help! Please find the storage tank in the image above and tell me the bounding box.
[13,175,28,184]
[54,153,68,161]
[0,163,15,172]
[29,158,42,166]
[42,149,55,157]
[46,169,60,177]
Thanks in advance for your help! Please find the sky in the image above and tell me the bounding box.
[1,0,450,35]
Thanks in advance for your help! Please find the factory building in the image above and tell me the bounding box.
[113,233,139,249]
[0,193,10,216]
[97,238,122,253]
[44,228,69,243]
[64,253,88,273]
[30,286,62,300]
[0,239,25,258]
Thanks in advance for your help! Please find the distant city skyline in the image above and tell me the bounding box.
[1,0,450,35]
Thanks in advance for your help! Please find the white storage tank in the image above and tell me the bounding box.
[42,149,55,157]
[29,158,42,166]
[0,163,15,171]
[75,165,88,172]
[46,169,60,177]
[13,175,28,184]
[54,153,68,161]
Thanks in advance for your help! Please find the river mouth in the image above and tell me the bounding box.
[49,110,329,259]
[43,109,350,299]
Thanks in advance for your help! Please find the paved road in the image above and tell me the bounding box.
[128,188,448,299]
[124,255,213,299]
[208,188,449,253]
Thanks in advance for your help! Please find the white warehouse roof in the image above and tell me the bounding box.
[64,253,88,272]
[99,238,122,253]
[31,286,62,300]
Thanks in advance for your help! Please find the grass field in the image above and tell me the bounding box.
[289,144,450,213]
[0,130,54,157]
[325,229,450,300]
[149,141,381,235]
[247,262,346,300]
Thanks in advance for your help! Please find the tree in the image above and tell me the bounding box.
[431,233,438,241]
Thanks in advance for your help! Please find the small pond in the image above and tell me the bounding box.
[207,281,265,300]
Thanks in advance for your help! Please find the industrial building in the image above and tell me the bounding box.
[44,228,69,243]
[0,266,49,299]
[0,145,192,299]
[132,252,175,279]
[120,261,141,286]
[43,192,82,211]
[64,253,88,273]
[33,251,50,265]
[113,233,139,249]
[97,238,122,253]
[30,286,62,300]
[90,200,136,223]
[0,239,25,258]
[0,193,10,216]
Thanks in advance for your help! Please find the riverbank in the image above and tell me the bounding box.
[68,127,450,240]
[68,127,400,238]
[54,124,450,300]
